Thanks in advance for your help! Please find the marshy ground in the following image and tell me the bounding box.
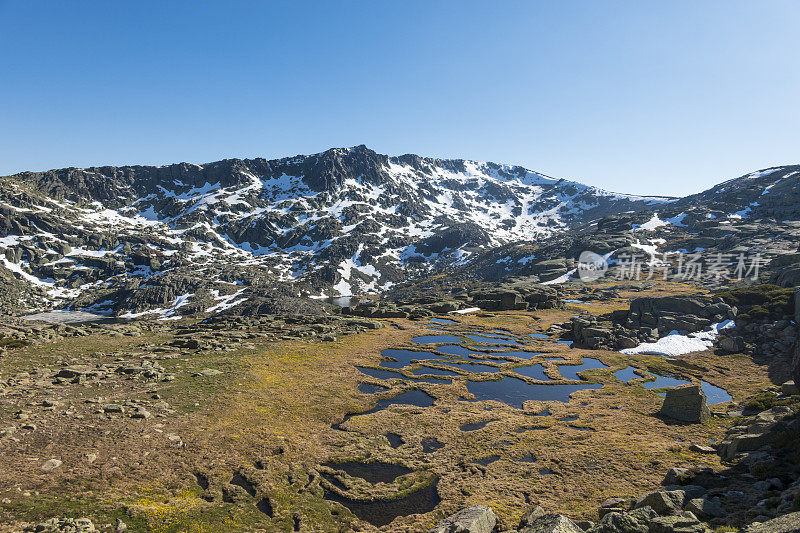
[0,281,783,532]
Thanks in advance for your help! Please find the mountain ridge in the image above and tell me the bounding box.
[0,145,797,318]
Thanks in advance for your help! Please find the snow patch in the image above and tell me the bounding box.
[620,320,735,356]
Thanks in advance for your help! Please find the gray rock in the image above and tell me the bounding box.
[659,386,710,423]
[648,512,709,533]
[663,467,692,486]
[780,381,798,395]
[520,514,584,533]
[683,497,724,519]
[429,505,497,533]
[719,335,746,353]
[587,507,657,533]
[130,407,151,419]
[598,497,628,518]
[520,506,547,527]
[28,517,98,532]
[101,404,124,414]
[41,459,62,471]
[743,511,800,533]
[689,444,716,454]
[633,490,685,515]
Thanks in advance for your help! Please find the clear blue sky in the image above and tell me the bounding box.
[1,1,798,196]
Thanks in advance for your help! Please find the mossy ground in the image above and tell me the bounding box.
[0,281,778,531]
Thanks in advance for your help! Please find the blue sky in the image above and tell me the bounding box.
[1,1,798,196]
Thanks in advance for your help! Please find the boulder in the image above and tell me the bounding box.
[743,511,800,533]
[41,459,63,472]
[647,512,709,533]
[683,497,724,519]
[429,505,497,533]
[598,498,628,518]
[587,507,657,533]
[719,335,746,353]
[519,506,547,527]
[663,467,692,486]
[633,490,685,515]
[659,386,710,423]
[521,514,584,533]
[781,381,798,396]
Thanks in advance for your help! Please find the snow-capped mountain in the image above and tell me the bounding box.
[5,146,792,318]
[456,165,800,285]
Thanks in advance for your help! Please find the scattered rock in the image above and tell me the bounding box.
[26,517,97,532]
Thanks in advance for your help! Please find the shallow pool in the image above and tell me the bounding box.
[324,479,440,527]
[557,358,608,381]
[464,377,603,408]
[412,335,462,344]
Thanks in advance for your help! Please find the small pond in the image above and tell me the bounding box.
[460,420,495,431]
[324,479,440,527]
[412,335,462,344]
[557,358,608,381]
[409,366,462,378]
[422,438,444,453]
[701,380,733,404]
[464,377,603,408]
[380,349,441,368]
[466,334,521,346]
[357,366,450,384]
[358,383,389,394]
[323,461,412,484]
[513,364,551,381]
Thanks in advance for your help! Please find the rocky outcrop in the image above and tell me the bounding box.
[793,288,800,386]
[625,296,736,335]
[571,294,736,351]
[469,283,563,312]
[717,406,797,460]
